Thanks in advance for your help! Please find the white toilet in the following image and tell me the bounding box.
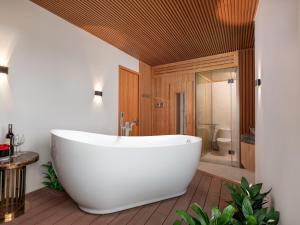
[216,128,231,156]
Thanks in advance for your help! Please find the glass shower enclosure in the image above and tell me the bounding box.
[195,68,239,167]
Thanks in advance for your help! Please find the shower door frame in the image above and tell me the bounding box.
[194,67,241,168]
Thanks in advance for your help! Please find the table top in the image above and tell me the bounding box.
[0,151,39,170]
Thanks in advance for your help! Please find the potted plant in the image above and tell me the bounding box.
[174,177,279,225]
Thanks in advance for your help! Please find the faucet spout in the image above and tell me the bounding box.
[119,112,137,136]
[120,112,126,136]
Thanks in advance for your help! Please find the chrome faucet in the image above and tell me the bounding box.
[124,121,136,136]
[120,112,125,136]
[120,112,136,136]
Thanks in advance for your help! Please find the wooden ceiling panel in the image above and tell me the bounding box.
[31,0,258,66]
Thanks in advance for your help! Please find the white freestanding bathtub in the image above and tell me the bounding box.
[50,129,201,214]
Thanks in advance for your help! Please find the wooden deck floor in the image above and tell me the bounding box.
[8,171,232,225]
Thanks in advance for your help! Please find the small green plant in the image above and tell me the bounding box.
[226,177,270,211]
[42,161,64,192]
[230,197,279,225]
[174,203,235,225]
[174,177,279,225]
[226,177,277,222]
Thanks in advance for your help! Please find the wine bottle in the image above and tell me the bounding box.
[5,124,14,156]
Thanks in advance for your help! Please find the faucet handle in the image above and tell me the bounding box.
[120,112,125,126]
[120,112,124,119]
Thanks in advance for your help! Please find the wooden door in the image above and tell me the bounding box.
[119,66,139,136]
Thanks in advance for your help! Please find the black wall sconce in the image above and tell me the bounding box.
[94,91,103,97]
[255,78,261,86]
[0,66,8,74]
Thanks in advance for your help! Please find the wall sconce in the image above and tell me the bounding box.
[94,90,103,105]
[0,66,8,74]
[94,91,103,97]
[255,78,261,87]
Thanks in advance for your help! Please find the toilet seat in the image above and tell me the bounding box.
[217,138,231,143]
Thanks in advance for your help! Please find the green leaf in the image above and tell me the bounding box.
[242,197,253,217]
[176,210,196,225]
[211,208,221,219]
[210,205,235,225]
[173,221,182,225]
[191,203,209,225]
[246,215,257,225]
[241,177,250,192]
[261,188,272,198]
[42,181,51,187]
[254,208,267,223]
[265,208,280,225]
[222,205,235,218]
[249,183,262,197]
[231,191,245,207]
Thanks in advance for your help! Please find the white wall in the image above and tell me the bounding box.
[0,0,139,192]
[255,0,300,224]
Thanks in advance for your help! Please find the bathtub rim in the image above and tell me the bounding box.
[50,129,201,149]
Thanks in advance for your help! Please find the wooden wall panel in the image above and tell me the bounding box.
[152,72,195,136]
[239,49,255,135]
[139,61,152,136]
[152,52,238,136]
[152,77,170,135]
[167,73,195,135]
[153,52,238,76]
[31,0,258,66]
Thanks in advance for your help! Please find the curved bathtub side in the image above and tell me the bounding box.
[51,132,201,214]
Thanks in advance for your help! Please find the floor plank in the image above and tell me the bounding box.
[36,200,78,224]
[7,171,234,225]
[54,209,86,225]
[144,198,177,225]
[90,212,120,225]
[187,173,212,218]
[218,181,232,210]
[127,202,160,225]
[110,207,141,225]
[9,194,68,224]
[203,176,223,217]
[162,170,203,224]
[21,199,74,225]
[72,213,100,225]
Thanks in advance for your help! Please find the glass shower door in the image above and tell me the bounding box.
[228,70,240,167]
[196,68,240,167]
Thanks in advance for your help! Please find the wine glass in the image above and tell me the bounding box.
[12,134,25,156]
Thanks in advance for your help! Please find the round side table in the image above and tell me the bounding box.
[0,152,39,223]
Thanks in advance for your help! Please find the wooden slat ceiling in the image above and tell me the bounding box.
[31,0,258,66]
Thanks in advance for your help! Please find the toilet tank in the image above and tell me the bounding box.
[217,128,231,139]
